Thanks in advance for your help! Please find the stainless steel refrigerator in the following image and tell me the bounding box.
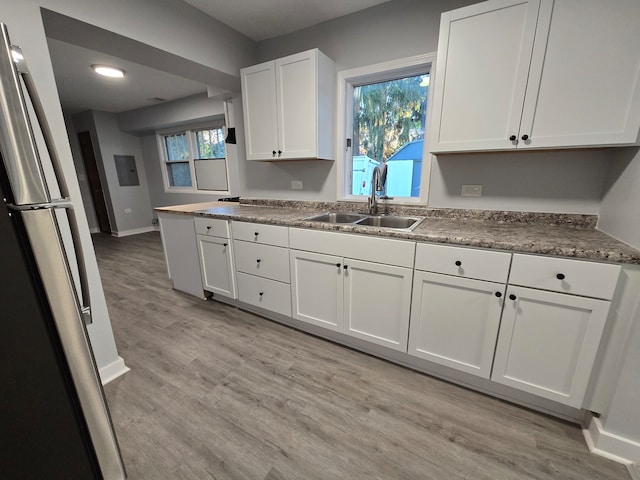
[0,22,126,479]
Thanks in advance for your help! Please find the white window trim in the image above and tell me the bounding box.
[336,53,437,204]
[157,120,230,195]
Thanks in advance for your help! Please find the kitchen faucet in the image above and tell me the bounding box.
[368,165,385,215]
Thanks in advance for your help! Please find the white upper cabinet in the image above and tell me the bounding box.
[430,0,640,153]
[240,62,279,160]
[430,0,540,152]
[241,49,336,161]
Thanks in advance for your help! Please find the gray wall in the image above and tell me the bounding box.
[117,93,226,134]
[91,111,154,234]
[428,150,612,214]
[258,0,480,70]
[70,110,155,235]
[598,147,640,248]
[246,0,614,213]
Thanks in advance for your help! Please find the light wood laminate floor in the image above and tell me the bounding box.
[96,232,628,480]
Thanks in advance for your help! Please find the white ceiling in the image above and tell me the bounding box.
[47,38,208,115]
[183,0,394,41]
[47,0,394,114]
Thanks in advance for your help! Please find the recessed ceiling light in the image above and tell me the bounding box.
[92,64,126,78]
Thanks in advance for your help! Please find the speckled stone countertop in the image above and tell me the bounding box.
[155,199,640,264]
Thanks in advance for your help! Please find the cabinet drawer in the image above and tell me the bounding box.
[509,254,621,300]
[232,221,289,247]
[415,243,511,283]
[237,272,292,317]
[234,241,290,283]
[289,228,415,268]
[194,216,230,238]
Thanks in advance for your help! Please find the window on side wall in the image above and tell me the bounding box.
[339,55,434,202]
[158,123,228,194]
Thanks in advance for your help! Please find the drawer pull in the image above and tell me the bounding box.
[206,225,211,230]
[521,134,529,141]
[556,273,566,280]
[343,264,349,270]
[254,232,259,237]
[336,263,341,269]
[495,291,502,298]
[259,292,264,297]
[223,243,228,247]
[509,134,516,141]
[256,259,261,263]
[455,260,462,267]
[509,294,517,301]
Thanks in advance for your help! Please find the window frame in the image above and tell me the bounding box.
[336,53,437,204]
[157,120,230,195]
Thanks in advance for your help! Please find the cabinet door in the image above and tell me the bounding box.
[429,0,541,152]
[290,250,342,331]
[197,235,237,299]
[492,286,610,407]
[408,272,505,378]
[158,212,204,298]
[520,0,640,148]
[275,50,317,159]
[241,61,279,160]
[343,259,413,352]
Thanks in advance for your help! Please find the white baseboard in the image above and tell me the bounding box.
[98,356,130,385]
[111,226,157,237]
[583,413,640,471]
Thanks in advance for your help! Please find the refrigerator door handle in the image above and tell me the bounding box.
[66,204,93,325]
[10,200,94,325]
[15,44,70,199]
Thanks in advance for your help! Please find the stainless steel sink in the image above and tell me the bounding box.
[355,215,423,230]
[304,212,367,224]
[303,212,423,231]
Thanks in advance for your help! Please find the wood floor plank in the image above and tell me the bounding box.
[95,232,629,480]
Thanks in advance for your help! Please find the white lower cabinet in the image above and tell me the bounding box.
[290,250,342,331]
[290,248,413,352]
[343,259,412,351]
[408,271,505,378]
[196,234,237,299]
[491,286,611,408]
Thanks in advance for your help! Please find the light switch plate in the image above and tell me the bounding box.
[291,180,303,190]
[461,184,483,197]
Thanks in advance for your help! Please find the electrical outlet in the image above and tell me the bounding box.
[461,184,483,197]
[124,208,132,214]
[291,180,303,190]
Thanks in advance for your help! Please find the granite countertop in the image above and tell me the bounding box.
[155,201,640,265]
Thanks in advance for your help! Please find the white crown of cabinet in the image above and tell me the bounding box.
[241,49,336,161]
[429,0,640,153]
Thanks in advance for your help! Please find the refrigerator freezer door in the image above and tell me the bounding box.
[0,23,49,205]
[20,208,126,479]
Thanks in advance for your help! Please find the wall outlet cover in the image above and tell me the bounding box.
[124,208,132,214]
[461,184,483,197]
[291,180,304,190]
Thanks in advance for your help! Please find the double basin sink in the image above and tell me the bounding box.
[303,212,423,231]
